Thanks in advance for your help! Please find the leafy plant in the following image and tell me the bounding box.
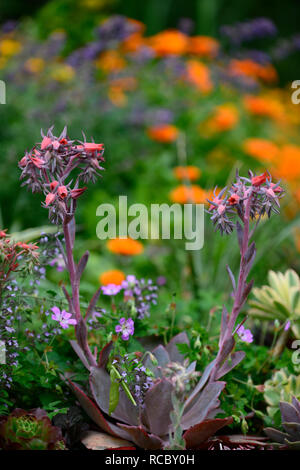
[0,408,65,450]
[249,269,300,356]
[263,368,300,425]
[69,333,232,449]
[265,397,300,449]
[249,269,300,331]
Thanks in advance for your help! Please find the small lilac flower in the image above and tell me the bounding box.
[102,284,122,296]
[115,317,134,341]
[51,306,77,329]
[49,254,65,272]
[284,320,291,331]
[237,325,253,343]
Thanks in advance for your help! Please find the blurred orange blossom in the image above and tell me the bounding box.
[147,124,179,143]
[99,269,125,286]
[107,238,144,256]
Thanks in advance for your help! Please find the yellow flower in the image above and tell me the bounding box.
[0,39,21,57]
[50,64,75,82]
[24,57,45,74]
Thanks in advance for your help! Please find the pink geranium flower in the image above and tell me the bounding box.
[236,325,253,343]
[102,284,122,296]
[51,306,77,329]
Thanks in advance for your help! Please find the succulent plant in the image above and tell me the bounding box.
[265,397,300,449]
[249,269,300,337]
[0,408,66,450]
[68,333,236,450]
[263,368,300,425]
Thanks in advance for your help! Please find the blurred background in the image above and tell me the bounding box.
[1,0,300,317]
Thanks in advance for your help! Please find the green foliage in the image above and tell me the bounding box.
[249,269,300,337]
[0,408,66,450]
[263,368,300,426]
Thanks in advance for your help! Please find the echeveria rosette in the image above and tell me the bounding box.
[265,397,300,449]
[0,408,65,450]
[68,333,231,449]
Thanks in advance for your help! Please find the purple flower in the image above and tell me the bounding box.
[115,317,134,341]
[284,320,291,331]
[49,254,65,272]
[102,284,122,296]
[237,325,253,343]
[51,306,77,329]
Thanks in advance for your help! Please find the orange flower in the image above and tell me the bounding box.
[122,33,145,53]
[173,166,201,181]
[244,95,285,121]
[110,77,137,91]
[95,50,126,73]
[147,124,178,143]
[149,30,188,56]
[169,185,208,204]
[272,144,300,182]
[108,86,127,107]
[243,138,280,163]
[185,60,213,93]
[107,238,144,256]
[229,59,277,83]
[99,269,125,286]
[207,104,239,132]
[188,36,219,58]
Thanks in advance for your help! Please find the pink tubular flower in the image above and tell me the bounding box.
[270,182,283,194]
[51,306,77,329]
[45,193,56,206]
[228,194,240,205]
[41,136,52,150]
[30,156,44,168]
[115,317,134,340]
[50,180,59,191]
[70,187,87,199]
[57,185,68,199]
[19,156,27,167]
[102,284,122,296]
[251,172,267,187]
[284,320,291,331]
[236,325,253,343]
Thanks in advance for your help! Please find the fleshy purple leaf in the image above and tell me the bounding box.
[181,381,226,429]
[183,417,233,449]
[116,424,163,450]
[165,332,190,363]
[215,351,245,380]
[142,379,174,436]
